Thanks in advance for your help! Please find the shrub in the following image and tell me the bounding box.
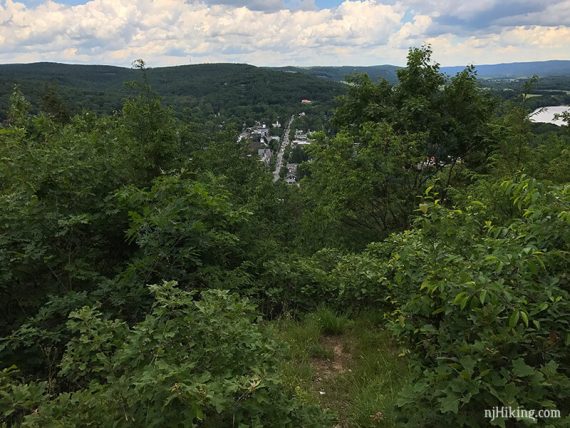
[387,177,570,426]
[306,176,570,426]
[2,282,329,427]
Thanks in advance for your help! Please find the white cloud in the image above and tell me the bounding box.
[0,0,568,66]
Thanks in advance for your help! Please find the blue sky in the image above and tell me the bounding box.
[315,0,344,7]
[1,0,569,67]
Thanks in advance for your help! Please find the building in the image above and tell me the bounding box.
[238,121,276,165]
[292,129,311,147]
[285,163,298,184]
[258,149,273,167]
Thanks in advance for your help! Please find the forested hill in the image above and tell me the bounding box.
[272,60,570,83]
[3,60,569,122]
[271,65,400,84]
[0,62,345,122]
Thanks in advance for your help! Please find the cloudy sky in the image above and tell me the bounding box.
[1,0,569,67]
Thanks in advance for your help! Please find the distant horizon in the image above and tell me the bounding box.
[2,59,570,70]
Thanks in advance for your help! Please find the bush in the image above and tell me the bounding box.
[301,176,570,426]
[387,177,570,426]
[2,282,329,427]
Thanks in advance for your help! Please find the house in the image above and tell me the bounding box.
[285,177,297,184]
[285,163,299,184]
[301,99,312,104]
[292,129,311,147]
[258,149,273,167]
[237,120,277,165]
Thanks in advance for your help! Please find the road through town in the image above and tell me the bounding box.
[272,115,294,183]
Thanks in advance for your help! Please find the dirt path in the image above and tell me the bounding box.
[311,336,352,380]
[310,336,355,427]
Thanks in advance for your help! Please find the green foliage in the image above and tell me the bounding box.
[0,366,48,427]
[301,124,427,248]
[2,48,570,426]
[116,172,252,290]
[0,62,344,124]
[303,176,570,426]
[1,283,327,427]
[300,46,496,249]
[40,84,71,124]
[7,86,31,129]
[388,178,570,426]
[0,79,289,378]
[310,307,351,336]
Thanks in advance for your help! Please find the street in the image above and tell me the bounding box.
[272,115,295,182]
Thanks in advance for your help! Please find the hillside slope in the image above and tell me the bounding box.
[271,65,400,83]
[0,62,345,121]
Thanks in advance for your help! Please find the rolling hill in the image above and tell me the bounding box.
[0,62,345,122]
[441,60,570,78]
[274,60,570,83]
[271,65,400,84]
[2,60,570,123]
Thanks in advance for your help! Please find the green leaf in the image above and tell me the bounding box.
[512,358,535,377]
[439,393,459,414]
[453,292,470,310]
[508,310,520,329]
[479,290,487,305]
[520,311,528,327]
[459,355,476,375]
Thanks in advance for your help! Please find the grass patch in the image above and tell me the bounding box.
[271,310,411,427]
[310,306,351,336]
[309,342,335,359]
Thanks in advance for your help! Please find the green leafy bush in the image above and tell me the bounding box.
[284,176,570,426]
[388,178,570,426]
[2,282,328,427]
[326,177,570,426]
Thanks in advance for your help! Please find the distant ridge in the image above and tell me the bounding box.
[441,60,570,78]
[270,65,400,84]
[274,60,570,82]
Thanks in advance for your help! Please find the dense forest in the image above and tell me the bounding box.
[0,62,344,127]
[1,47,569,427]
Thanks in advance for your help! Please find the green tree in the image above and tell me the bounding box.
[7,86,31,129]
[300,45,495,248]
[40,84,70,124]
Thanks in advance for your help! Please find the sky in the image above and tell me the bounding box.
[1,0,569,67]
